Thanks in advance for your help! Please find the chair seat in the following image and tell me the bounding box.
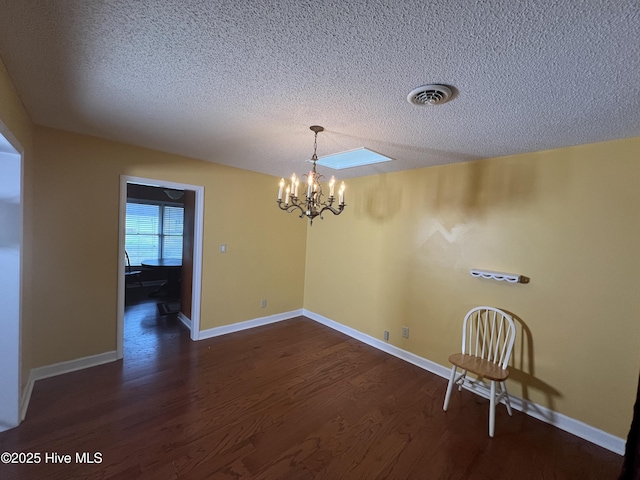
[448,353,510,381]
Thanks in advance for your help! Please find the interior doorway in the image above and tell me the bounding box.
[117,176,204,359]
[124,183,186,308]
[0,125,22,431]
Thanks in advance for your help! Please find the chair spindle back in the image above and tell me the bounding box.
[461,306,516,370]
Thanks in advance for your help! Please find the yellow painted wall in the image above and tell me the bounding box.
[304,136,640,438]
[30,126,307,367]
[0,58,35,391]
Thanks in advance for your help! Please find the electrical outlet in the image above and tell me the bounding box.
[383,330,389,341]
[261,299,267,308]
[220,244,227,253]
[402,326,409,338]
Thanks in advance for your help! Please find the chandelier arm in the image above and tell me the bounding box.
[317,204,346,216]
[277,200,303,214]
[277,200,323,219]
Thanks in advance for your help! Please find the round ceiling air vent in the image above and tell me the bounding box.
[407,84,453,106]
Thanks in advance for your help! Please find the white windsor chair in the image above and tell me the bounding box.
[443,306,517,437]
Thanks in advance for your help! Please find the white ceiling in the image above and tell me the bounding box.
[0,0,638,179]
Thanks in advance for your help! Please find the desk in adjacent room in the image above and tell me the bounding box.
[141,258,182,298]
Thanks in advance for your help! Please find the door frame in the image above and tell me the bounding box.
[117,175,205,358]
[0,121,23,430]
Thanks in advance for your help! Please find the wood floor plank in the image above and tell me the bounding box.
[0,299,624,479]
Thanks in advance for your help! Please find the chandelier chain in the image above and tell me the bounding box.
[312,131,318,161]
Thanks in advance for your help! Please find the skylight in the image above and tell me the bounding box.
[315,147,393,170]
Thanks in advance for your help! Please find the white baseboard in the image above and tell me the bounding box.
[304,309,452,377]
[302,309,625,455]
[20,351,118,420]
[178,312,191,330]
[20,371,35,421]
[198,309,304,340]
[30,350,119,382]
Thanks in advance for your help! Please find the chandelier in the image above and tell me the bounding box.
[277,125,346,225]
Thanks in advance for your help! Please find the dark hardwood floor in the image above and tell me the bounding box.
[0,293,624,479]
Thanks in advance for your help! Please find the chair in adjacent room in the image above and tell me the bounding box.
[125,251,143,288]
[443,306,517,437]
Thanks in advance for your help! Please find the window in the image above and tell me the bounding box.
[125,202,184,265]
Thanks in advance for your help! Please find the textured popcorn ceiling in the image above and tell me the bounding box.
[0,0,638,178]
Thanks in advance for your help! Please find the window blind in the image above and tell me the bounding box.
[162,205,184,259]
[125,202,184,265]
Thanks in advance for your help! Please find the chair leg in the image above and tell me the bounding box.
[443,366,457,411]
[457,370,467,391]
[489,380,496,438]
[501,382,513,416]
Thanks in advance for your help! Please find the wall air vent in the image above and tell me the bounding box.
[407,84,453,106]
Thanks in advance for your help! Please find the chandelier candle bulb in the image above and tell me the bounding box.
[339,182,345,205]
[329,176,335,197]
[285,186,290,205]
[278,178,285,200]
